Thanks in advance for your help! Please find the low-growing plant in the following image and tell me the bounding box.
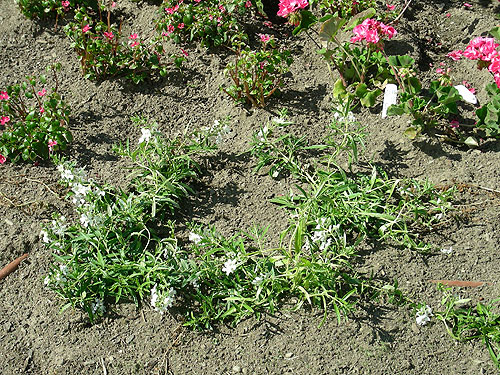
[42,116,223,321]
[435,289,500,370]
[386,55,463,140]
[65,7,185,82]
[16,0,98,20]
[155,0,250,47]
[313,0,375,20]
[223,35,293,107]
[0,64,72,163]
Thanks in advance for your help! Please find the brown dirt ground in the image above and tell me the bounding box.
[1,0,500,373]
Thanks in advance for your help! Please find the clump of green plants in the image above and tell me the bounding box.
[0,64,72,164]
[155,0,250,47]
[313,0,375,19]
[223,35,293,107]
[65,7,185,82]
[433,288,500,370]
[41,116,224,320]
[16,0,98,20]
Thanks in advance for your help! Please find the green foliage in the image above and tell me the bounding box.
[65,8,184,83]
[155,0,249,47]
[16,0,98,19]
[223,37,293,107]
[476,83,500,138]
[0,64,72,163]
[435,289,500,370]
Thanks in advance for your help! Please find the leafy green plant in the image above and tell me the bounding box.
[223,36,293,107]
[435,289,500,370]
[16,0,98,20]
[42,116,220,320]
[313,0,375,20]
[155,0,250,47]
[476,83,500,138]
[386,55,463,140]
[65,7,185,82]
[0,64,72,163]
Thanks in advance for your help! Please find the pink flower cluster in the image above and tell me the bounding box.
[0,154,6,164]
[1,116,10,125]
[350,18,396,46]
[0,91,9,100]
[448,37,500,88]
[277,0,308,18]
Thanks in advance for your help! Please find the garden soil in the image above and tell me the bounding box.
[1,0,500,373]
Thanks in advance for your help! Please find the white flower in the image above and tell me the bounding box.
[252,275,264,286]
[43,275,50,286]
[60,169,74,181]
[91,298,106,315]
[189,232,202,244]
[416,305,433,326]
[441,246,453,254]
[40,230,50,243]
[257,126,269,143]
[151,284,176,314]
[138,128,152,144]
[72,183,91,206]
[80,213,90,228]
[222,258,239,276]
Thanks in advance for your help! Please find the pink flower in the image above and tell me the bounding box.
[263,21,273,28]
[245,0,252,7]
[463,2,472,7]
[129,33,138,40]
[450,120,460,128]
[0,154,6,164]
[61,0,69,9]
[436,68,444,74]
[168,25,175,33]
[445,12,451,17]
[258,33,271,43]
[386,4,395,10]
[111,1,116,7]
[447,50,462,61]
[181,48,188,57]
[495,73,500,89]
[38,88,47,97]
[103,31,114,40]
[350,19,396,46]
[488,56,500,74]
[218,4,226,12]
[0,91,9,100]
[130,41,140,47]
[40,106,45,114]
[277,0,308,18]
[0,116,9,125]
[178,23,185,29]
[48,139,57,151]
[82,24,91,33]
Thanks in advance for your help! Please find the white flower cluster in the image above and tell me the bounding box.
[188,231,202,245]
[256,126,269,144]
[200,119,232,145]
[416,305,433,326]
[151,284,176,314]
[91,298,106,315]
[333,105,356,124]
[222,258,239,276]
[138,128,152,144]
[44,264,69,287]
[303,218,338,252]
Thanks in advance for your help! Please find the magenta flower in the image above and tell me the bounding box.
[61,0,69,9]
[0,91,9,100]
[0,154,6,164]
[180,48,188,57]
[450,120,460,128]
[178,23,185,29]
[258,33,271,43]
[245,0,252,7]
[350,19,396,46]
[48,139,57,152]
[0,116,9,125]
[447,50,462,61]
[277,0,308,18]
[168,25,175,33]
[129,33,138,40]
[38,88,47,97]
[463,3,472,7]
[40,106,45,114]
[386,4,395,10]
[82,24,91,33]
[103,31,114,40]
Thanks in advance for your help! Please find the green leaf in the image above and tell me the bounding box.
[404,127,418,139]
[407,77,422,95]
[293,11,318,36]
[387,104,405,116]
[333,79,347,99]
[490,26,500,41]
[345,8,376,30]
[359,89,381,107]
[319,17,346,41]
